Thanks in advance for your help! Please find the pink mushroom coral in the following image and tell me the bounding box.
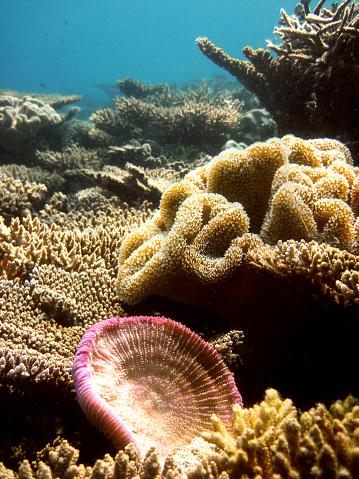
[72,316,242,461]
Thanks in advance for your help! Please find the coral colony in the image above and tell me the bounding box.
[73,316,242,462]
[197,0,359,143]
[1,1,359,478]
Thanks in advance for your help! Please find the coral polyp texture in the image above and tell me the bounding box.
[196,0,359,146]
[0,95,62,152]
[116,134,359,307]
[0,203,155,389]
[201,388,359,479]
[72,315,242,462]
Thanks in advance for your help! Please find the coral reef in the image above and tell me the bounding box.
[34,143,169,205]
[115,135,359,403]
[116,135,358,306]
[73,164,164,207]
[106,143,153,168]
[73,316,242,461]
[0,201,155,391]
[91,78,275,156]
[1,389,359,479]
[117,77,168,99]
[90,94,244,149]
[196,0,359,149]
[0,256,123,389]
[0,174,47,223]
[202,388,359,479]
[36,145,104,173]
[247,237,359,305]
[236,108,277,146]
[0,163,65,196]
[0,96,62,153]
[208,329,244,371]
[0,89,82,112]
[0,56,358,478]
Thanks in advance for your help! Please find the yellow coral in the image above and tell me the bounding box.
[247,238,359,305]
[116,193,250,303]
[2,392,359,479]
[260,182,317,244]
[207,137,285,232]
[202,389,359,479]
[116,135,359,306]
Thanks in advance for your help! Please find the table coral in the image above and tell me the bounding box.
[90,80,245,149]
[0,202,154,390]
[76,164,163,207]
[91,96,243,149]
[36,145,104,173]
[117,76,168,99]
[196,0,359,147]
[0,264,123,388]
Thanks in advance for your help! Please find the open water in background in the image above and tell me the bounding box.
[1,0,295,102]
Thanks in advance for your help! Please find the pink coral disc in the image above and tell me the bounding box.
[73,316,242,460]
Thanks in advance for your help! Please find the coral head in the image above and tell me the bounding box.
[72,315,242,461]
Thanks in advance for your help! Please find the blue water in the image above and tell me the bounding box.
[1,0,294,100]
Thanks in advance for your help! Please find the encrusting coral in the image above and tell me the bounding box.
[196,0,359,148]
[1,389,359,479]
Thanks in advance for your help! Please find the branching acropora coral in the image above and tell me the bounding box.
[201,388,359,478]
[90,81,244,148]
[1,390,359,479]
[196,0,359,144]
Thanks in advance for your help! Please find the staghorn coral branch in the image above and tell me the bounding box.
[196,0,359,143]
[313,0,327,15]
[195,37,249,82]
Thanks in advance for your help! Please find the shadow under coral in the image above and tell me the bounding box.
[0,382,114,471]
[0,275,357,471]
[131,265,359,411]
